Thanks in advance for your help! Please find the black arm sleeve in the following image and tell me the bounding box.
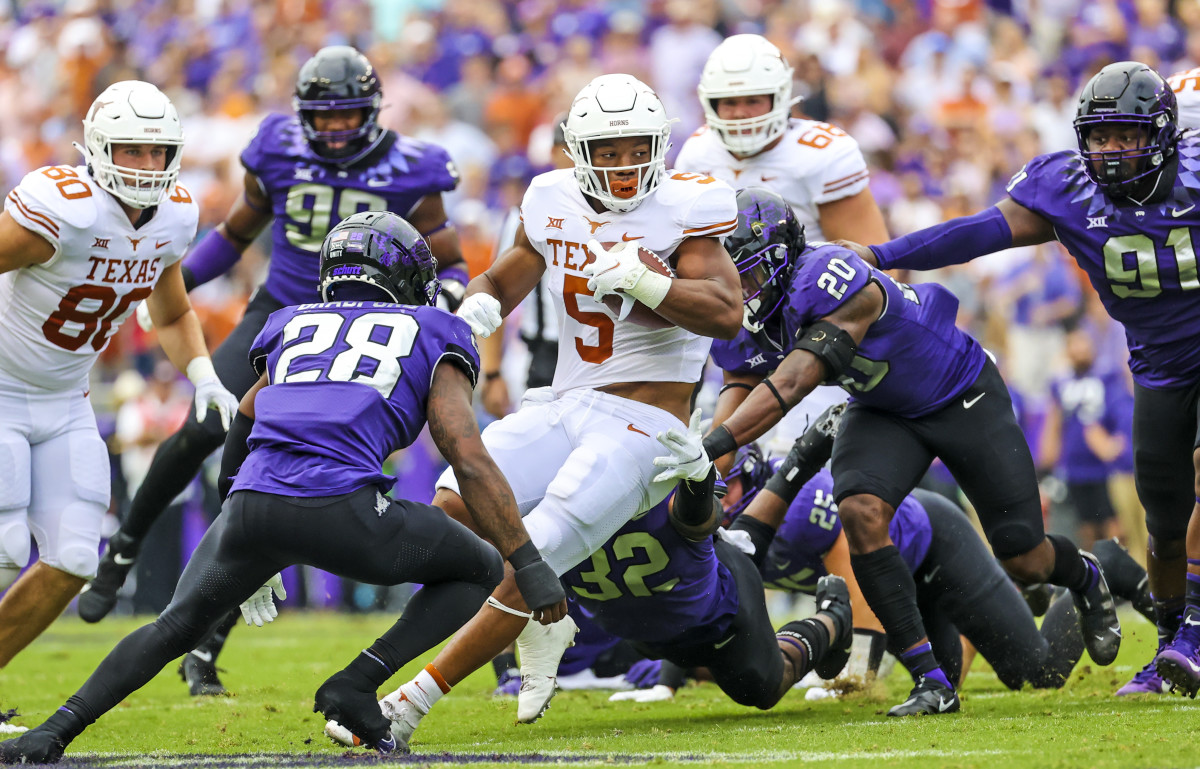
[217,411,254,502]
[669,467,722,541]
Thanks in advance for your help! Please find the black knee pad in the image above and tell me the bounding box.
[986,521,1042,561]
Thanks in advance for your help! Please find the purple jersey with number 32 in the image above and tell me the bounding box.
[561,495,739,646]
[712,244,986,417]
[232,302,478,497]
[1006,137,1200,388]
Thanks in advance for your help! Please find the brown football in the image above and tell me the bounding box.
[588,241,676,329]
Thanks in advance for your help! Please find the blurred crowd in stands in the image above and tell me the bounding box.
[4,0,1186,607]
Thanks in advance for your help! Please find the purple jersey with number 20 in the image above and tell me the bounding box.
[712,244,986,418]
[232,301,479,497]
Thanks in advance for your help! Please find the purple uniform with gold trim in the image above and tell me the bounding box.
[760,468,932,592]
[233,301,478,496]
[242,114,459,306]
[711,244,986,418]
[561,495,738,646]
[1006,139,1200,388]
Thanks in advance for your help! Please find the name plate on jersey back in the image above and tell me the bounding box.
[588,240,676,329]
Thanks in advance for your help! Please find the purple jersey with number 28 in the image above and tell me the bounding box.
[232,301,478,497]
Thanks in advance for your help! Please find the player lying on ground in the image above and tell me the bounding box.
[325,408,853,751]
[0,211,565,764]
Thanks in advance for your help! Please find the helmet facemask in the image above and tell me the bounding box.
[1075,116,1169,196]
[736,242,791,333]
[567,133,668,214]
[698,34,798,157]
[294,46,385,166]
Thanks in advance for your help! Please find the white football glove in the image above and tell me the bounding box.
[456,293,503,338]
[186,358,239,432]
[135,302,154,332]
[652,409,712,484]
[239,573,287,627]
[716,527,756,557]
[608,684,675,703]
[582,238,651,298]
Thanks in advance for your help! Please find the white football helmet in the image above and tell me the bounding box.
[76,81,184,209]
[563,74,672,213]
[698,35,798,157]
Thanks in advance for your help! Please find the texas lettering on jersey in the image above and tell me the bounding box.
[520,168,737,394]
[1,164,197,390]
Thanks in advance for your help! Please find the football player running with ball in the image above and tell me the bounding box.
[0,211,561,764]
[0,81,237,671]
[844,61,1200,699]
[702,186,1121,716]
[324,73,743,753]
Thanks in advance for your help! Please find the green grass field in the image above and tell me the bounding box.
[0,608,1194,768]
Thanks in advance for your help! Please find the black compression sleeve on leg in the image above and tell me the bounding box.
[849,546,928,652]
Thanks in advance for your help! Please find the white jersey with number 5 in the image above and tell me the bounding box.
[520,168,737,395]
[1,165,198,391]
[674,118,870,242]
[1169,67,1200,130]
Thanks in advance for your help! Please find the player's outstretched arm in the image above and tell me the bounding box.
[705,284,881,458]
[649,235,743,339]
[858,198,1056,273]
[0,210,54,274]
[709,371,764,472]
[427,361,566,621]
[181,171,273,291]
[145,261,239,429]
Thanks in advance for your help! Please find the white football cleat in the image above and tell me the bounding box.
[379,687,426,751]
[516,615,579,723]
[608,684,675,703]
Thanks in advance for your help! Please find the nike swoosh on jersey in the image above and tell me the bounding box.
[713,634,736,649]
[627,424,650,438]
[156,240,171,248]
[1172,204,1196,217]
[963,393,985,409]
[622,233,644,241]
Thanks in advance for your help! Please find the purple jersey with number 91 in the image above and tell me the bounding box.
[1006,138,1200,388]
[712,244,986,417]
[232,302,479,497]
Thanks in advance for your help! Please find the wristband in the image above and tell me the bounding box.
[484,371,502,381]
[626,268,672,310]
[702,424,738,461]
[185,357,217,386]
[508,540,542,571]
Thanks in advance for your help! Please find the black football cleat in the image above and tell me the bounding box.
[0,727,66,765]
[813,575,853,679]
[179,652,227,697]
[1072,551,1122,666]
[314,672,391,749]
[887,675,960,717]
